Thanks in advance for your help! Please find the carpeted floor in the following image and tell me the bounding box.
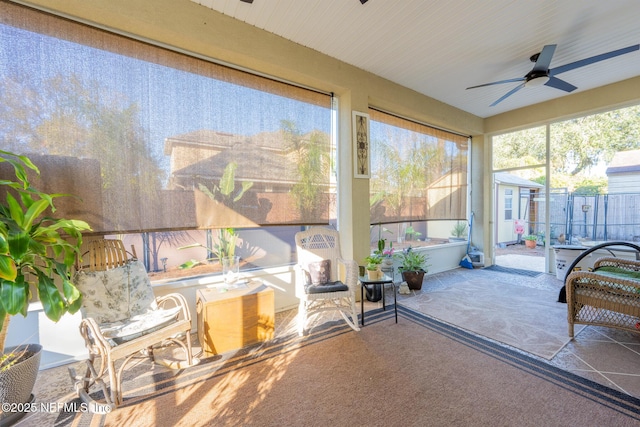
[34,307,640,427]
[398,275,584,359]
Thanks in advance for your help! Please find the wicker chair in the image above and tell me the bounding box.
[69,239,198,409]
[564,241,640,337]
[294,227,360,336]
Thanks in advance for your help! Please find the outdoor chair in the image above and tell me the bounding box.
[69,239,198,409]
[562,241,640,337]
[294,227,360,335]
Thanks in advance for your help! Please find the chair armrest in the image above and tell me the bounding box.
[156,293,191,323]
[79,316,114,351]
[566,270,640,297]
[594,256,640,272]
[293,264,307,297]
[336,257,358,291]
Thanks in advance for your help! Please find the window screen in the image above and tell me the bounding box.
[368,108,469,224]
[0,2,333,234]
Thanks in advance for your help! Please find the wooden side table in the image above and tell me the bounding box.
[196,281,275,355]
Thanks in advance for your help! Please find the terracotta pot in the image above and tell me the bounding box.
[525,239,537,249]
[401,270,425,290]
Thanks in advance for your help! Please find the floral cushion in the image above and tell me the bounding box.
[73,259,157,324]
[99,306,182,344]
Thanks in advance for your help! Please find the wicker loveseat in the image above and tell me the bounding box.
[562,242,640,337]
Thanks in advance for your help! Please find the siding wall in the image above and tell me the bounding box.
[608,173,640,194]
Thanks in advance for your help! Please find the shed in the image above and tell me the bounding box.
[494,172,544,245]
[606,149,640,193]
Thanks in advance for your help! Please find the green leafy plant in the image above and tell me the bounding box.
[395,248,428,272]
[365,262,379,271]
[451,221,468,238]
[371,222,392,256]
[522,235,538,241]
[0,150,91,353]
[405,226,422,241]
[179,228,237,269]
[0,342,28,372]
[180,161,249,270]
[198,162,253,206]
[364,253,383,266]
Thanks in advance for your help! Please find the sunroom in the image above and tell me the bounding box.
[1,0,639,425]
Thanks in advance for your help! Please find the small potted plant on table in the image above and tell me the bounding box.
[363,254,383,301]
[364,252,383,279]
[365,262,382,280]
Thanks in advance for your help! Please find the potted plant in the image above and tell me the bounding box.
[449,221,468,242]
[381,243,394,267]
[0,150,91,424]
[365,262,382,280]
[395,248,428,290]
[364,252,382,268]
[179,227,238,269]
[363,261,383,301]
[523,235,537,249]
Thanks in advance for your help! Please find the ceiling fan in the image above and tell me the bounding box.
[467,44,640,106]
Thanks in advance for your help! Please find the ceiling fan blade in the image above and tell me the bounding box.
[490,82,526,106]
[550,44,640,76]
[544,76,577,93]
[532,44,556,72]
[466,77,525,90]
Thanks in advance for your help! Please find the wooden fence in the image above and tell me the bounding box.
[525,190,640,244]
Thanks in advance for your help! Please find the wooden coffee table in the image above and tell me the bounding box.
[196,280,274,355]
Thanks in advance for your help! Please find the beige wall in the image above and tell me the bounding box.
[484,77,640,135]
[15,0,640,263]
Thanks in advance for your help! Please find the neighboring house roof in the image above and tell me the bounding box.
[605,149,640,174]
[494,172,543,188]
[164,129,314,154]
[164,129,240,155]
[173,142,297,184]
[165,128,331,187]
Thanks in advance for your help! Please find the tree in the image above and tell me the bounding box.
[573,178,608,195]
[493,126,547,171]
[0,73,166,231]
[370,129,444,221]
[494,105,640,190]
[550,106,640,176]
[281,120,330,219]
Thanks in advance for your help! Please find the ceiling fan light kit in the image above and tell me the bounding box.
[525,76,549,88]
[467,43,640,106]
